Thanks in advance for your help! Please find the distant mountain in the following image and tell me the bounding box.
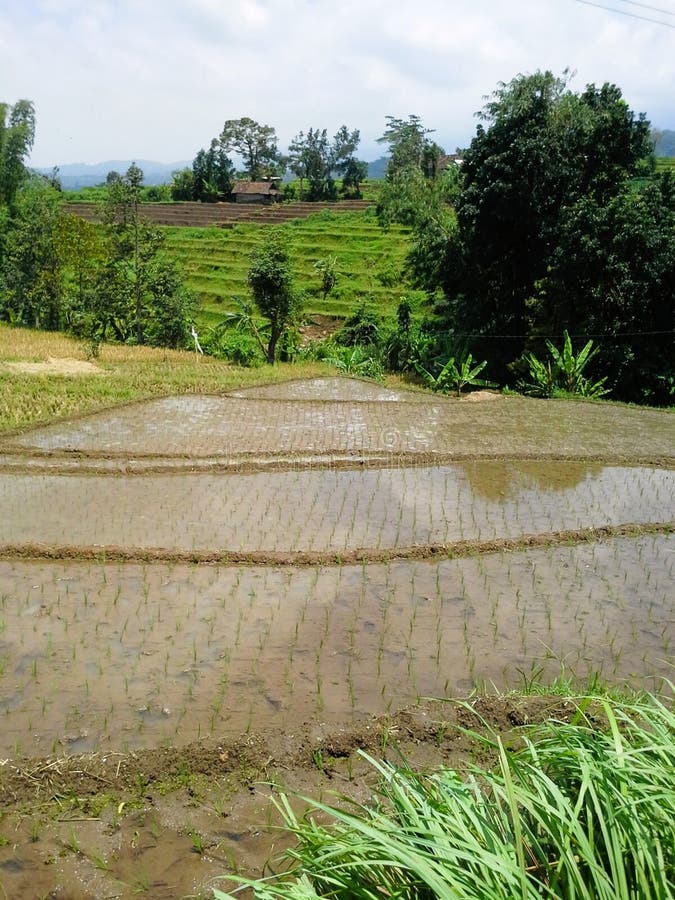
[33,159,191,190]
[652,129,675,157]
[367,156,388,179]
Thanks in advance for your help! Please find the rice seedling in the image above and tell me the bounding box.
[214,693,675,899]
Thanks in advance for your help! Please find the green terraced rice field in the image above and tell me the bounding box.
[161,209,411,327]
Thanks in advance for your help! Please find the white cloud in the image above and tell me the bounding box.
[1,0,673,166]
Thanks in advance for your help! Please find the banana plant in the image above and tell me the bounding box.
[521,331,609,398]
[417,353,494,397]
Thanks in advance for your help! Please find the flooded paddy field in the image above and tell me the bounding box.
[1,462,674,554]
[7,389,675,460]
[0,377,673,898]
[0,533,672,759]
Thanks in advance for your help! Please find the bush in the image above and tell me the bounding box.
[203,329,264,367]
[336,302,382,347]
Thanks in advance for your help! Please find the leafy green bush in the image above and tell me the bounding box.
[215,692,675,899]
[202,327,264,367]
[323,344,384,380]
[335,302,382,347]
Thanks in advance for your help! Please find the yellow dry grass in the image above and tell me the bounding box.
[0,324,331,434]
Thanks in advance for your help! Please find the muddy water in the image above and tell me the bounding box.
[9,392,675,459]
[2,463,673,552]
[0,533,671,758]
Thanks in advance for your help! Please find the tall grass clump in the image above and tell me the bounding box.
[215,692,674,899]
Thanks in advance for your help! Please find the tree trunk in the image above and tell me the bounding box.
[266,327,280,364]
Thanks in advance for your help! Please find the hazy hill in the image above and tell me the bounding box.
[34,159,190,190]
[653,129,675,157]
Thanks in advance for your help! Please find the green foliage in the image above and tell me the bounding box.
[143,259,198,348]
[192,139,235,202]
[417,352,493,397]
[340,158,368,199]
[519,331,610,398]
[0,178,65,329]
[312,255,339,302]
[170,167,195,201]
[143,184,171,202]
[0,99,35,206]
[220,117,280,180]
[215,693,675,900]
[248,229,303,363]
[409,71,673,405]
[288,126,364,202]
[335,302,382,348]
[323,344,383,380]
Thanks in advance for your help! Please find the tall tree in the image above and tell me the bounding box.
[191,138,234,201]
[377,115,436,178]
[247,229,302,363]
[412,71,668,402]
[288,125,364,200]
[220,117,279,180]
[288,128,335,200]
[376,115,449,227]
[0,99,35,207]
[99,163,195,347]
[0,177,64,329]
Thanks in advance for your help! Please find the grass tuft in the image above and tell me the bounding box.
[214,692,675,899]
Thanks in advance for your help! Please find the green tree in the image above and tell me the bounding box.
[377,115,435,176]
[247,229,302,364]
[313,255,339,301]
[0,177,65,329]
[288,128,335,201]
[99,163,195,347]
[192,138,234,201]
[170,167,195,201]
[220,117,279,180]
[415,71,667,401]
[340,157,368,198]
[375,114,454,228]
[55,212,103,327]
[0,99,35,207]
[288,126,364,201]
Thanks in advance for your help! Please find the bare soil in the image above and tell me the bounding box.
[0,357,103,376]
[63,199,372,228]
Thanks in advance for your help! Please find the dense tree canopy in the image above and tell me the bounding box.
[411,71,673,404]
[288,125,364,200]
[220,117,280,180]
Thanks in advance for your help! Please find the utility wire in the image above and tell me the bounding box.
[574,0,675,27]
[614,0,675,16]
[451,331,675,340]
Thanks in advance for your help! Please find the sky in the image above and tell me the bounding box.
[2,0,674,168]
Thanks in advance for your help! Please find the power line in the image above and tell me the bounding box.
[615,0,675,17]
[574,0,675,27]
[452,331,675,340]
